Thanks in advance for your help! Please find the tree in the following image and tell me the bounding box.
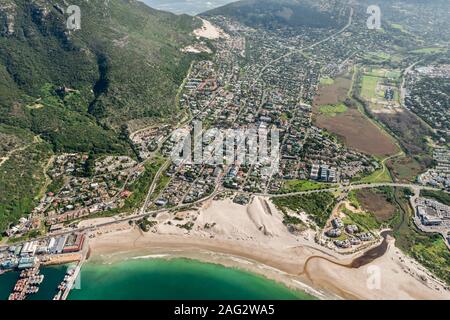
[83,151,95,177]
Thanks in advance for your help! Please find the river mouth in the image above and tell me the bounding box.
[301,230,392,275]
[350,230,392,268]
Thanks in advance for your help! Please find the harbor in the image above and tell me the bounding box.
[8,264,44,300]
[0,233,88,300]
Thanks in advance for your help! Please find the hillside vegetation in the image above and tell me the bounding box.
[0,0,205,232]
[272,192,336,228]
[0,125,52,233]
[0,0,202,137]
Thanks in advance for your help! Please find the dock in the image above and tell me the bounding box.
[8,264,44,300]
[54,238,88,300]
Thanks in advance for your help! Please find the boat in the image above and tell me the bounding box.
[26,286,39,294]
[9,264,44,300]
[53,290,62,300]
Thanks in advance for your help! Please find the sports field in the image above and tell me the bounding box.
[361,75,380,99]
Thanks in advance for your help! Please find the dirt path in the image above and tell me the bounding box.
[0,142,33,167]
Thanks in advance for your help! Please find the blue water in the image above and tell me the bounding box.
[68,258,314,300]
[0,265,68,300]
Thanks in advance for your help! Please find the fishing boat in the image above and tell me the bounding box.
[53,290,62,300]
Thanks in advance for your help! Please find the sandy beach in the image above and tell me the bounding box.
[86,197,450,300]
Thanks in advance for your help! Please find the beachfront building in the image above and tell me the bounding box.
[63,234,85,253]
[326,229,342,238]
[332,218,344,229]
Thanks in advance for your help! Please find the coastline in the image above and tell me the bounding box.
[8,194,441,300]
[87,232,332,300]
[76,196,449,300]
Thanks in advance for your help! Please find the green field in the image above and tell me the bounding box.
[319,77,335,85]
[318,104,348,116]
[391,24,406,32]
[361,75,380,99]
[358,167,392,184]
[364,52,391,63]
[360,68,401,103]
[342,208,381,232]
[386,71,401,80]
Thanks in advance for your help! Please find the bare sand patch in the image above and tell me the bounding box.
[181,44,212,54]
[194,18,229,40]
[78,217,116,228]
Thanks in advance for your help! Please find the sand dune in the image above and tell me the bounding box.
[247,198,283,237]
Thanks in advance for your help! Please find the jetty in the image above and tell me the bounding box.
[53,238,88,300]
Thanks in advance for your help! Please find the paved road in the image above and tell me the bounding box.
[400,60,422,106]
[233,182,444,198]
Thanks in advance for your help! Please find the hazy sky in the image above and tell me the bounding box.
[141,0,237,15]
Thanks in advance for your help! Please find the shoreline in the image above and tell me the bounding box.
[83,196,450,300]
[87,232,334,300]
[86,227,449,300]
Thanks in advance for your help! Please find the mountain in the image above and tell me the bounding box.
[0,0,204,234]
[201,0,348,30]
[0,0,202,153]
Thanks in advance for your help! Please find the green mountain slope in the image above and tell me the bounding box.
[0,0,201,146]
[0,0,203,234]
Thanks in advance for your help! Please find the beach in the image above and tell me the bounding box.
[85,197,450,300]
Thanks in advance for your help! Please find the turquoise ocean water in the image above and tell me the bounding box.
[1,258,313,300]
